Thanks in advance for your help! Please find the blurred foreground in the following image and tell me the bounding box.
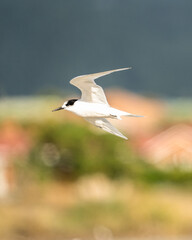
[0,90,192,240]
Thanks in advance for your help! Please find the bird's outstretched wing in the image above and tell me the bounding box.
[85,117,128,140]
[70,68,131,105]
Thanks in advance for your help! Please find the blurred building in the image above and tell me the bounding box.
[140,124,192,168]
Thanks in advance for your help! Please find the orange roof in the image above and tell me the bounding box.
[0,121,31,160]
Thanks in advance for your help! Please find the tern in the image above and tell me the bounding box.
[52,68,143,140]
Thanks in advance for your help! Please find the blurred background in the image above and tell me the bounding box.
[0,0,192,239]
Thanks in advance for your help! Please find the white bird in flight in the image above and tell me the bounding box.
[52,68,143,140]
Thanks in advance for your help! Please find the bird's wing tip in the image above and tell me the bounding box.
[120,135,128,140]
[117,67,132,71]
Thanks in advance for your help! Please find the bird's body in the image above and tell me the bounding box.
[67,100,138,119]
[53,68,143,140]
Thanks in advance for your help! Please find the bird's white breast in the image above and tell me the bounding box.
[67,101,111,118]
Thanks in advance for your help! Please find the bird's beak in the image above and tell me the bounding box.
[52,106,64,112]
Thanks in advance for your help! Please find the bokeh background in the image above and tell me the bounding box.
[0,1,192,239]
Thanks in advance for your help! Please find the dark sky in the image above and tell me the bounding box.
[1,0,192,97]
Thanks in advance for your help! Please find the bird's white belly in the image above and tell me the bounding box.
[69,102,111,118]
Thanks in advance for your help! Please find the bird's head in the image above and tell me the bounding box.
[52,99,78,112]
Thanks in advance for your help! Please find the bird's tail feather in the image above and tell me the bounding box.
[125,113,144,117]
[118,110,144,118]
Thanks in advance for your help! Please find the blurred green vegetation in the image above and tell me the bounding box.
[18,121,192,186]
